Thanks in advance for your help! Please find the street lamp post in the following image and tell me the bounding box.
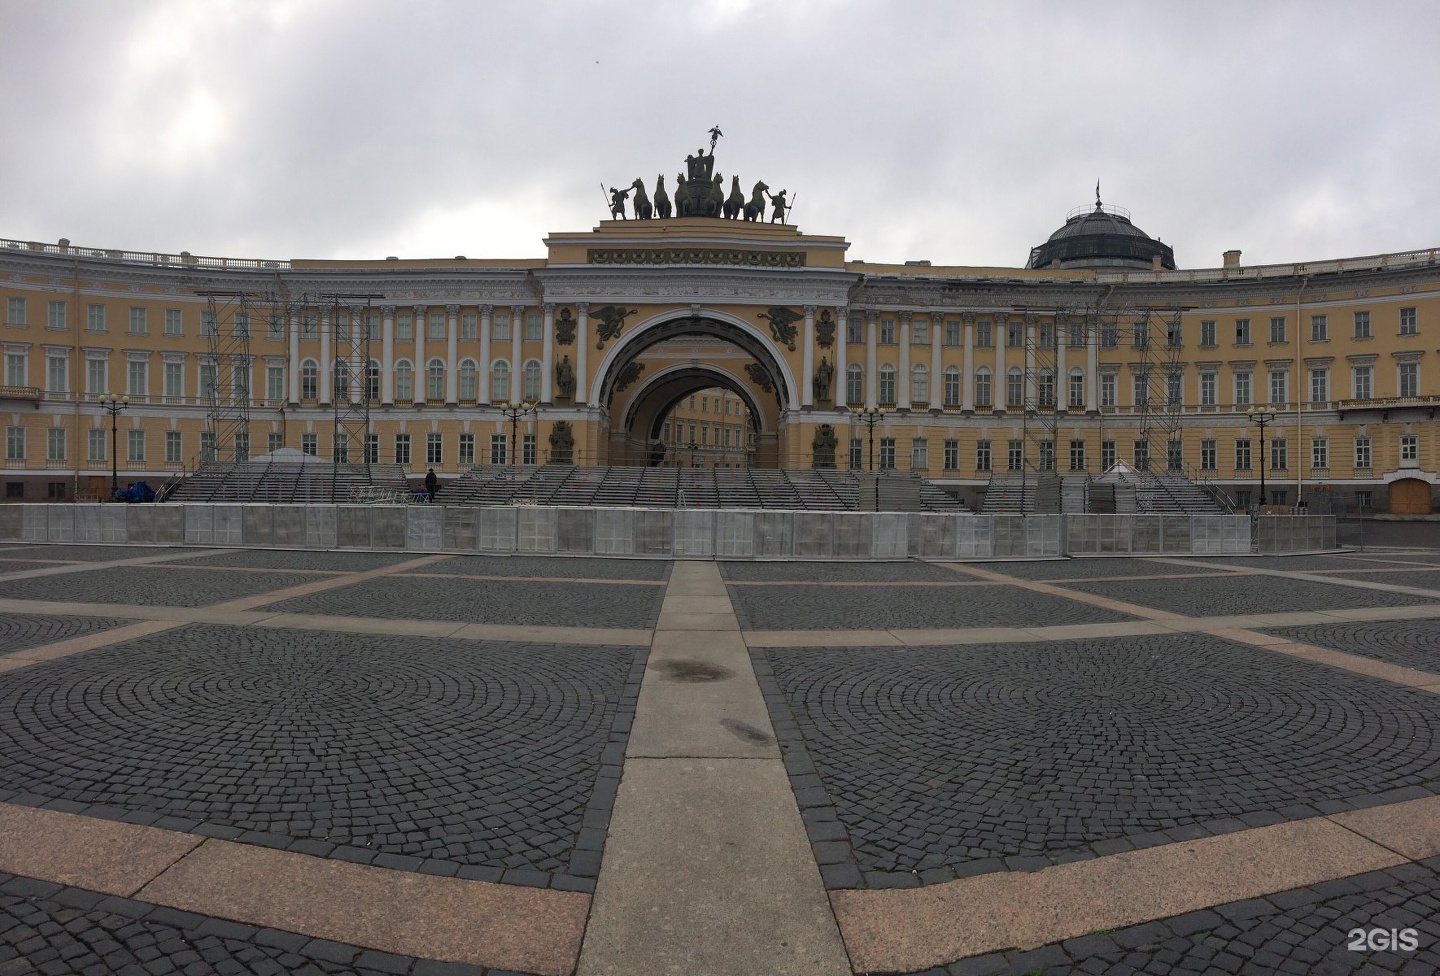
[98,394,129,500]
[496,400,536,469]
[1249,406,1277,508]
[858,406,885,511]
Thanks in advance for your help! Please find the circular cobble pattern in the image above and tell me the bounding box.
[0,545,180,561]
[414,555,672,580]
[757,634,1440,888]
[0,874,517,976]
[1057,574,1439,615]
[0,625,643,888]
[1263,620,1440,673]
[728,582,1136,630]
[167,549,419,572]
[719,561,962,583]
[0,567,326,608]
[965,558,1198,580]
[904,858,1440,975]
[261,576,667,628]
[0,614,135,656]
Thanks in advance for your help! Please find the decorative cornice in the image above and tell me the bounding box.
[587,247,805,268]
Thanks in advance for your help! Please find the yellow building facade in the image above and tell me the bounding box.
[3,190,1439,513]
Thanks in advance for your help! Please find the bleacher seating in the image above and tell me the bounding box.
[166,452,410,504]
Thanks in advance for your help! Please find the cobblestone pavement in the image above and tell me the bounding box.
[719,561,963,583]
[756,634,1440,889]
[1324,569,1440,590]
[0,545,182,561]
[259,576,666,628]
[728,582,1138,630]
[1262,620,1440,673]
[163,549,420,572]
[0,566,329,608]
[0,872,528,976]
[412,555,672,580]
[0,624,643,891]
[0,561,77,575]
[961,558,1204,580]
[1054,573,1440,615]
[0,613,135,656]
[1163,554,1417,572]
[901,858,1440,975]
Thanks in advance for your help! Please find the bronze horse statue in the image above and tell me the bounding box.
[723,176,744,219]
[630,178,653,220]
[654,174,671,219]
[743,181,769,222]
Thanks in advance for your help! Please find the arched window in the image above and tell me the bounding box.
[943,365,961,407]
[1068,368,1085,409]
[878,364,896,405]
[459,359,478,401]
[1006,366,1023,408]
[491,360,510,401]
[366,359,380,400]
[910,364,928,404]
[974,366,992,408]
[300,359,318,400]
[846,363,863,406]
[522,359,542,401]
[394,360,413,402]
[426,357,445,401]
[333,359,349,399]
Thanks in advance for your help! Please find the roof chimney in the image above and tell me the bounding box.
[1223,249,1242,267]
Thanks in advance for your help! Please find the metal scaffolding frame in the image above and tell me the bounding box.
[324,294,383,492]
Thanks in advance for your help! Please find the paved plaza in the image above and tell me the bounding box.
[0,541,1439,974]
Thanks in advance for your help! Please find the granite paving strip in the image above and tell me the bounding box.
[939,561,1185,621]
[830,814,1414,973]
[1263,619,1440,673]
[578,561,849,976]
[1150,554,1440,600]
[1212,628,1440,693]
[0,612,136,655]
[213,552,451,612]
[414,554,673,580]
[0,546,226,583]
[0,803,201,897]
[0,619,184,673]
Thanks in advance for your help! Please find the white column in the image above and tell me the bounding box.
[1086,320,1100,412]
[413,305,427,405]
[479,305,493,403]
[801,305,815,408]
[541,302,555,402]
[834,306,848,408]
[1024,314,1036,405]
[1056,314,1069,411]
[319,309,332,404]
[897,311,912,410]
[864,311,877,409]
[962,314,975,411]
[287,311,300,404]
[994,315,1007,411]
[381,306,395,405]
[929,315,942,409]
[510,305,523,402]
[445,304,459,404]
[576,303,589,405]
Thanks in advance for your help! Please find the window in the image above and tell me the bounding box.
[395,361,414,401]
[430,312,448,341]
[1355,437,1372,469]
[301,360,319,400]
[1099,323,1116,348]
[1200,439,1217,471]
[1037,439,1055,471]
[912,319,929,345]
[88,428,106,462]
[975,321,992,348]
[1354,311,1370,339]
[846,363,863,405]
[332,433,347,463]
[1309,368,1329,404]
[1271,490,1289,506]
[849,438,863,470]
[910,364,928,404]
[1235,490,1252,509]
[1166,372,1182,406]
[427,358,446,400]
[1355,490,1372,509]
[1100,373,1116,407]
[1133,440,1150,471]
[394,433,412,465]
[165,309,182,336]
[524,433,539,464]
[460,312,478,341]
[201,310,217,338]
[491,360,510,399]
[4,351,25,387]
[524,313,542,342]
[198,363,216,400]
[847,315,863,344]
[1400,307,1417,336]
[1132,372,1148,407]
[1006,439,1023,471]
[1234,372,1252,407]
[1006,368,1022,408]
[877,365,895,405]
[232,364,249,404]
[486,433,505,464]
[6,297,26,326]
[1311,437,1328,469]
[458,433,475,466]
[301,314,317,340]
[127,429,145,462]
[910,438,927,469]
[1352,365,1372,400]
[366,313,379,341]
[1235,319,1250,345]
[1166,320,1181,348]
[1235,439,1252,470]
[1269,316,1286,343]
[1200,320,1216,347]
[1310,315,1327,342]
[301,433,317,456]
[266,365,285,402]
[1132,321,1147,349]
[396,312,414,341]
[87,304,105,332]
[1401,434,1418,463]
[47,301,66,330]
[46,355,66,392]
[1101,440,1116,471]
[1200,371,1217,406]
[975,439,991,472]
[459,360,478,400]
[1167,439,1183,471]
[199,431,216,463]
[974,367,992,408]
[879,318,895,344]
[129,308,147,335]
[1006,320,1023,348]
[233,312,249,338]
[259,313,279,341]
[334,314,350,343]
[1268,370,1287,405]
[1038,323,1053,348]
[5,426,24,460]
[1068,321,1086,347]
[944,320,960,346]
[427,432,443,464]
[522,360,542,401]
[267,432,283,454]
[1399,362,1419,398]
[1271,438,1287,471]
[1038,370,1055,408]
[942,366,960,407]
[86,358,107,396]
[943,439,959,471]
[1069,439,1085,471]
[47,427,65,462]
[165,431,182,464]
[127,359,148,398]
[333,361,350,401]
[1068,370,1084,409]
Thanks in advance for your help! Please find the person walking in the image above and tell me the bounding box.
[424,467,439,503]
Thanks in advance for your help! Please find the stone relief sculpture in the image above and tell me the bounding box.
[744,362,774,394]
[812,424,838,468]
[555,355,576,402]
[759,306,802,350]
[813,356,833,406]
[614,361,645,393]
[591,305,637,348]
[548,420,574,464]
[554,307,576,345]
[815,309,836,349]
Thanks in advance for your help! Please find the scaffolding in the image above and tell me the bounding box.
[196,291,270,465]
[1130,305,1188,472]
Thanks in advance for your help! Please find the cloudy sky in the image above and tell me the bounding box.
[3,1,1436,270]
